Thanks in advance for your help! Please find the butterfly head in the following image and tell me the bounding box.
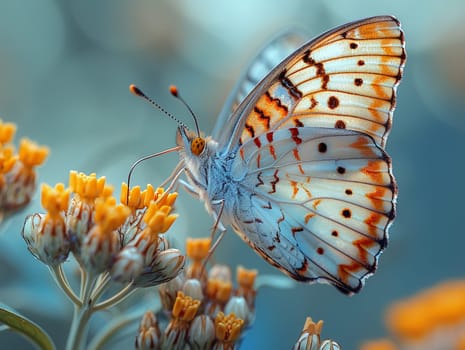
[176,126,217,158]
[190,136,205,156]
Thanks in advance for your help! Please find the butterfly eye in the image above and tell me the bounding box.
[191,137,205,156]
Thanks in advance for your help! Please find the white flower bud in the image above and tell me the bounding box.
[188,315,215,350]
[134,248,185,288]
[319,339,341,350]
[80,226,119,274]
[293,333,320,350]
[183,279,204,301]
[208,264,231,283]
[22,213,70,266]
[224,297,251,325]
[159,274,185,312]
[135,311,161,350]
[111,246,144,282]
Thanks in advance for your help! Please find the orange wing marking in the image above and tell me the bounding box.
[241,91,289,143]
[364,212,383,238]
[290,180,299,199]
[337,237,377,285]
[349,137,377,158]
[348,21,400,40]
[365,186,387,211]
[312,199,321,210]
[304,212,315,224]
[361,160,386,184]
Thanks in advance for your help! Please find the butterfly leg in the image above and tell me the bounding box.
[200,199,228,273]
[179,179,201,199]
[160,161,185,188]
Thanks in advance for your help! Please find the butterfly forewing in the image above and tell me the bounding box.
[213,31,306,144]
[226,16,404,293]
[237,16,405,149]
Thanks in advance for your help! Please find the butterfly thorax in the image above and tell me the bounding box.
[177,126,240,218]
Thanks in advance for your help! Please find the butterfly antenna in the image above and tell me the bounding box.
[125,146,182,205]
[129,84,188,129]
[169,85,201,137]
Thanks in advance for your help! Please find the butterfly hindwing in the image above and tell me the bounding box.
[231,127,394,293]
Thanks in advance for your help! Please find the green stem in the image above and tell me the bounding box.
[94,283,135,311]
[79,268,87,299]
[89,297,162,350]
[65,304,93,350]
[65,272,97,350]
[89,273,111,305]
[87,312,141,350]
[50,265,82,306]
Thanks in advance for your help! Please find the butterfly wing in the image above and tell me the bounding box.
[231,127,394,293]
[223,16,405,293]
[221,15,405,153]
[213,30,307,143]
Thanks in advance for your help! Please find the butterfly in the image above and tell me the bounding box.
[170,16,405,294]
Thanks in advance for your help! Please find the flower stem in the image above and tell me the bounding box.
[87,311,142,350]
[89,272,111,304]
[65,304,93,350]
[50,265,81,306]
[94,283,135,311]
[65,272,98,350]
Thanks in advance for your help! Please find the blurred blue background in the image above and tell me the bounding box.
[1,1,465,349]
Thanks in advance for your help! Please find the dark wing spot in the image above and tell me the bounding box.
[302,49,315,64]
[261,201,272,209]
[269,170,279,194]
[290,128,302,144]
[266,132,273,143]
[358,59,365,66]
[354,78,363,86]
[345,189,353,195]
[337,166,346,174]
[279,70,302,99]
[245,123,255,137]
[254,106,271,129]
[309,97,318,109]
[291,227,304,237]
[317,247,324,255]
[321,74,330,90]
[331,230,338,237]
[350,42,358,49]
[256,172,264,187]
[335,120,346,129]
[342,209,351,218]
[328,96,339,109]
[294,118,304,127]
[318,142,327,153]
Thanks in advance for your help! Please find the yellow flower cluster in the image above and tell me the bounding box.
[0,120,48,219]
[215,312,244,344]
[293,317,341,349]
[362,279,465,349]
[23,170,183,284]
[386,280,465,341]
[359,339,397,350]
[143,237,254,349]
[41,183,69,221]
